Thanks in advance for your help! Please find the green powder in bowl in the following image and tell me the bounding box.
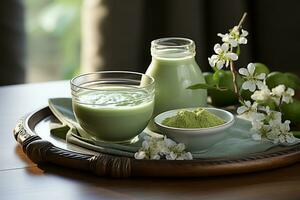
[161,108,225,128]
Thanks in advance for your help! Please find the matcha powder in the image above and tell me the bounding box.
[162,108,225,128]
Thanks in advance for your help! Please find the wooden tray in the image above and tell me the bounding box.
[14,106,300,178]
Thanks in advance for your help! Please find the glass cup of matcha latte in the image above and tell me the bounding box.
[71,71,155,142]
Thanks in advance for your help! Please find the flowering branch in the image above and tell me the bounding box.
[207,12,297,144]
[230,13,247,101]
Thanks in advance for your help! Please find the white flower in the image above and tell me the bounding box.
[271,85,285,96]
[239,63,266,92]
[283,87,295,103]
[177,152,193,160]
[237,101,260,120]
[251,117,270,140]
[251,117,269,131]
[276,120,294,144]
[150,154,161,160]
[264,119,295,144]
[164,137,177,148]
[286,133,296,143]
[264,107,282,126]
[218,26,248,47]
[135,135,193,160]
[208,43,238,69]
[248,104,296,144]
[166,152,177,160]
[251,119,263,132]
[271,85,294,105]
[251,87,271,101]
[134,151,147,159]
[280,120,291,133]
[252,133,262,141]
[266,128,280,143]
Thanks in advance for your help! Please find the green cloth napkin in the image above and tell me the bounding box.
[49,98,299,159]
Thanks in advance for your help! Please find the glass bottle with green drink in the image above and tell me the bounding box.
[146,37,207,131]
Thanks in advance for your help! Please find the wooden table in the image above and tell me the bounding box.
[1,81,300,200]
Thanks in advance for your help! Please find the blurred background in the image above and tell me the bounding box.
[0,0,300,85]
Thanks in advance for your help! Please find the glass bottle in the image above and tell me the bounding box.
[146,37,207,131]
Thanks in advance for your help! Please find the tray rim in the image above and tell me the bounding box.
[13,106,300,178]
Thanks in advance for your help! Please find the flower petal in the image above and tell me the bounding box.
[252,133,262,141]
[134,151,146,159]
[245,100,252,107]
[286,134,296,143]
[256,81,265,90]
[229,39,238,47]
[238,37,247,44]
[272,85,285,96]
[239,68,249,76]
[217,33,225,38]
[286,88,295,96]
[221,43,229,52]
[256,73,266,80]
[237,106,247,114]
[247,63,255,75]
[214,44,221,54]
[226,52,238,61]
[241,29,248,37]
[208,55,218,67]
[242,80,256,92]
[216,60,225,70]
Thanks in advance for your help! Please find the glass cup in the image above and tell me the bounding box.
[70,71,155,142]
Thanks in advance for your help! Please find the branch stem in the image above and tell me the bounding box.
[229,12,247,103]
[230,61,243,102]
[237,12,247,29]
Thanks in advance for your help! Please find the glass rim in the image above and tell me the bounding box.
[151,37,194,48]
[70,71,155,91]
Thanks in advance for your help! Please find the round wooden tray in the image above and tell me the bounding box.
[14,106,300,178]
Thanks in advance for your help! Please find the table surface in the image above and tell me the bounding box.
[1,81,300,200]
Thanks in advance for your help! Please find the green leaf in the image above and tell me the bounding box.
[213,71,220,85]
[292,131,300,139]
[187,83,214,90]
[187,83,228,91]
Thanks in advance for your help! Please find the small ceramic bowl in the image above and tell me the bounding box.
[154,107,235,151]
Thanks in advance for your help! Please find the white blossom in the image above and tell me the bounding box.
[251,87,271,101]
[280,120,291,133]
[265,120,295,144]
[286,133,296,143]
[237,101,262,120]
[252,133,262,141]
[177,152,193,160]
[134,151,147,159]
[135,135,193,160]
[271,85,294,105]
[251,119,263,132]
[208,43,238,69]
[218,26,248,47]
[266,128,280,143]
[264,106,282,126]
[271,84,285,96]
[248,106,296,144]
[239,63,266,92]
